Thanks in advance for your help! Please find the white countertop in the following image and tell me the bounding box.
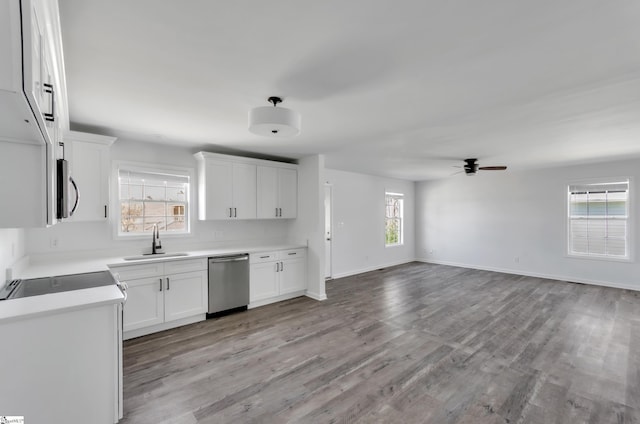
[0,243,305,323]
[19,243,305,278]
[0,285,124,324]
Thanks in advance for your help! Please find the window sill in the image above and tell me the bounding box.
[385,243,404,248]
[115,232,193,241]
[565,253,633,263]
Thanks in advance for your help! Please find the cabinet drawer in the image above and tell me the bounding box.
[250,252,278,264]
[278,248,306,260]
[164,258,207,274]
[110,262,164,281]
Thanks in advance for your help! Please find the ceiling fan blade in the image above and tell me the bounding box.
[478,166,507,171]
[449,170,464,176]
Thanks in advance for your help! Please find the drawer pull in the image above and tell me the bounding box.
[288,252,296,255]
[260,255,270,259]
[159,278,163,292]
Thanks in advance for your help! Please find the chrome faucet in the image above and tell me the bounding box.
[152,224,163,254]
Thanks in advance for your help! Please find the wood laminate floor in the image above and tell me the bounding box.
[121,262,640,423]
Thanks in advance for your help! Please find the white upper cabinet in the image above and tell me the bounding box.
[196,156,257,220]
[278,168,297,219]
[201,159,233,220]
[232,162,258,219]
[257,166,297,219]
[0,0,68,228]
[0,0,69,146]
[64,131,116,222]
[195,152,297,222]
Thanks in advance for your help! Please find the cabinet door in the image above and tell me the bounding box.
[26,0,45,114]
[123,276,165,332]
[232,163,257,219]
[68,141,109,221]
[279,257,307,294]
[256,166,278,219]
[0,1,21,92]
[250,262,279,302]
[278,168,297,219]
[164,271,208,322]
[202,160,234,220]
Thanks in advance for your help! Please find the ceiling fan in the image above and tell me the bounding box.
[461,158,507,176]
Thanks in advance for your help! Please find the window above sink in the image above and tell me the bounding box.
[113,162,194,239]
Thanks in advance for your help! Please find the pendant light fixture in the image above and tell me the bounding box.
[248,96,301,137]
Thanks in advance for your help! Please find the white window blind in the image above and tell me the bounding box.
[385,192,404,246]
[567,180,629,259]
[118,168,190,235]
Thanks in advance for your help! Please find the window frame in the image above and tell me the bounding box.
[566,177,633,262]
[385,192,404,247]
[112,161,194,240]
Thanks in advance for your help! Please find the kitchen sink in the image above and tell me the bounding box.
[123,252,189,261]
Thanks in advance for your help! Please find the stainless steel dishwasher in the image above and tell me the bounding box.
[208,254,250,315]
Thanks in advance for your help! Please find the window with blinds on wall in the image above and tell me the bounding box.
[567,180,629,259]
[118,168,190,235]
[385,192,404,246]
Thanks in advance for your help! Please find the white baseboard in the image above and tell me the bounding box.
[305,291,327,301]
[331,259,417,280]
[248,291,307,309]
[416,257,640,292]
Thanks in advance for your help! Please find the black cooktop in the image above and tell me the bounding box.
[0,271,118,300]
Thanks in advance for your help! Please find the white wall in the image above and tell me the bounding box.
[25,139,294,256]
[290,155,326,300]
[0,228,25,283]
[325,168,416,278]
[416,158,640,290]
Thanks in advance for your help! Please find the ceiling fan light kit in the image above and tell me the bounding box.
[248,96,301,137]
[463,158,507,176]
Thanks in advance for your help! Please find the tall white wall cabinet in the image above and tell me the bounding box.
[0,0,69,227]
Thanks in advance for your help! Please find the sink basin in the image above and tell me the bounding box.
[123,252,189,261]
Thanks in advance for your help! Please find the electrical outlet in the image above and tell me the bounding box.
[50,237,59,248]
[514,256,520,263]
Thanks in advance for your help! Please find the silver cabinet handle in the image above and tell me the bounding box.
[69,177,79,217]
[229,207,233,218]
[234,207,237,217]
[279,208,282,217]
[159,278,163,292]
[43,83,55,122]
[275,207,278,217]
[281,262,284,272]
[275,262,279,272]
[166,277,170,290]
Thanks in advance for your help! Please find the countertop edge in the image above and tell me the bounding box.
[0,286,124,324]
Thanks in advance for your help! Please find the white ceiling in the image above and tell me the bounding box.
[58,0,640,180]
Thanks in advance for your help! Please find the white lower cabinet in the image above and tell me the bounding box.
[164,271,208,321]
[250,248,307,307]
[0,302,121,424]
[110,258,208,338]
[123,276,165,330]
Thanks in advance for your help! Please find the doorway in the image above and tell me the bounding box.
[324,184,333,279]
